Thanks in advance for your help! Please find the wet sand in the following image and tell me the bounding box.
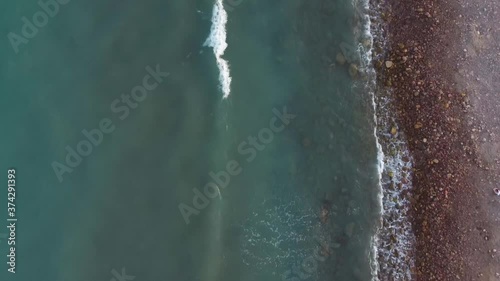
[371,0,500,279]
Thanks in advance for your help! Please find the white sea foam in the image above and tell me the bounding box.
[204,0,232,99]
[352,0,415,279]
[239,196,321,274]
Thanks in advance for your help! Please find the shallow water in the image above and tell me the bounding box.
[0,0,382,280]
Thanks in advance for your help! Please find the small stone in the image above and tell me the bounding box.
[433,159,439,164]
[423,138,427,143]
[385,61,394,68]
[391,127,397,135]
[414,122,423,129]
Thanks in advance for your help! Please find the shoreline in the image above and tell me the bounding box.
[355,0,416,279]
[371,0,500,279]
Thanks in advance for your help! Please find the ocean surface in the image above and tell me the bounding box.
[0,0,388,280]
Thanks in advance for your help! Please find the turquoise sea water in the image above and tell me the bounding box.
[0,0,381,280]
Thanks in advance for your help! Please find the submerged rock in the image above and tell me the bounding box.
[336,53,346,65]
[362,38,371,48]
[348,64,359,78]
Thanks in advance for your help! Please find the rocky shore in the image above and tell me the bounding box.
[371,0,500,279]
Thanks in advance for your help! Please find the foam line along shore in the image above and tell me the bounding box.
[350,0,416,279]
[369,0,500,279]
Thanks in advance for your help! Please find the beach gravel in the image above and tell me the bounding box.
[372,0,500,279]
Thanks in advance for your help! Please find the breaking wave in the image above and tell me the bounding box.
[204,0,232,99]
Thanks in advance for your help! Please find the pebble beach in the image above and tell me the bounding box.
[371,0,500,279]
